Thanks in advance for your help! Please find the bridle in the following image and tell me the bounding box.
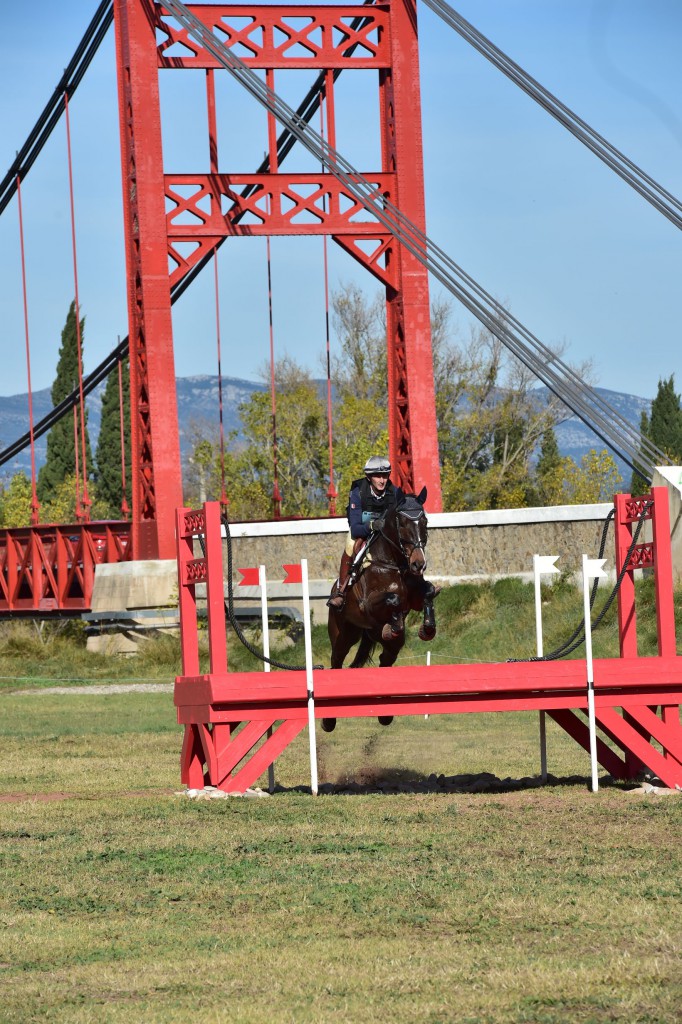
[375,504,427,570]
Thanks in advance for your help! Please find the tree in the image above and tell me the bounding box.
[0,472,33,527]
[437,315,581,510]
[561,450,622,504]
[95,358,131,517]
[630,409,651,496]
[37,302,93,506]
[183,360,329,519]
[536,428,562,504]
[649,376,682,461]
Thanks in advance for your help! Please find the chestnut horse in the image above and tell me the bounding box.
[325,488,438,730]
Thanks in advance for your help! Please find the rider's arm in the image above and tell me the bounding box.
[348,486,370,539]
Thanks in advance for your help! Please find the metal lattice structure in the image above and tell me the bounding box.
[113,0,442,560]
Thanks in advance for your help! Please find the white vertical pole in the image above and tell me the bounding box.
[425,650,431,719]
[259,564,275,795]
[582,554,599,793]
[533,554,548,783]
[300,558,319,795]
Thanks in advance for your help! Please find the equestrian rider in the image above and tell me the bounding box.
[327,455,404,609]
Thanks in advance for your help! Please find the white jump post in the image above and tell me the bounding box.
[533,554,560,782]
[300,558,319,795]
[258,564,275,795]
[582,554,607,793]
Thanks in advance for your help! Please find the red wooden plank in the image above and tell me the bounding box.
[213,720,276,785]
[548,709,629,779]
[596,708,682,788]
[224,720,307,793]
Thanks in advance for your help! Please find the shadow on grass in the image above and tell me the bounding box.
[276,766,604,796]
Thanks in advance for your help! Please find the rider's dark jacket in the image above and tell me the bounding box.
[347,477,404,540]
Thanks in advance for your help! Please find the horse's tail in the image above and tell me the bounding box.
[349,631,375,668]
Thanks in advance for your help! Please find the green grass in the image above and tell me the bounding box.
[0,577,680,1020]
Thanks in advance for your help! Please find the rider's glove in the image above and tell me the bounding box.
[370,516,385,533]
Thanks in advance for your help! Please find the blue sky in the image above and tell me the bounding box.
[0,0,680,413]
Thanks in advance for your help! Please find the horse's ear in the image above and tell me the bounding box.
[417,486,427,505]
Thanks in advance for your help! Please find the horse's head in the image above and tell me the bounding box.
[392,486,428,576]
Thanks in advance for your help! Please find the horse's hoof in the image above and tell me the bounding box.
[321,718,337,733]
[378,716,394,727]
[419,624,436,641]
[381,623,402,642]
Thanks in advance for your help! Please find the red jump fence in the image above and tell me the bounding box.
[174,489,682,793]
[0,521,131,615]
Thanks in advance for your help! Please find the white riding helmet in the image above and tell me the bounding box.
[364,455,391,476]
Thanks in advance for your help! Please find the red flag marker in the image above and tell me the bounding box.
[237,567,260,587]
[282,563,303,584]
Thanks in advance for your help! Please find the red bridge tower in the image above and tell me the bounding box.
[113,0,442,559]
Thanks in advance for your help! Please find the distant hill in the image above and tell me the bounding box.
[0,376,651,484]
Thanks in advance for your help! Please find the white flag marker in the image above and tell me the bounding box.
[300,558,319,796]
[582,555,607,792]
[259,565,276,795]
[533,554,560,782]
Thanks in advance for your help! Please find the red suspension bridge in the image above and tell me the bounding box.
[0,0,679,614]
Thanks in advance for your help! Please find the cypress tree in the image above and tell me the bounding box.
[649,375,682,462]
[37,302,93,505]
[536,427,562,504]
[630,409,651,495]
[95,358,131,517]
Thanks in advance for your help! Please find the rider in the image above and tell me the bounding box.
[327,454,404,609]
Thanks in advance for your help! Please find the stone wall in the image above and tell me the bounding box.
[225,503,615,622]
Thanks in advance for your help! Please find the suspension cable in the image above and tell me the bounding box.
[64,92,90,519]
[422,0,682,231]
[0,0,388,473]
[16,175,40,525]
[0,0,113,217]
[320,86,338,517]
[160,0,667,483]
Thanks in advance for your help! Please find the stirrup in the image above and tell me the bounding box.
[327,592,345,609]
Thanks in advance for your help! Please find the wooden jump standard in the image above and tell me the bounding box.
[174,489,682,792]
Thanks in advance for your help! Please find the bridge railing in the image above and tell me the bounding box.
[0,521,132,615]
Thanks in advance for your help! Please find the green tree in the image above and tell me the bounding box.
[95,358,131,517]
[37,302,93,505]
[0,472,33,527]
[649,376,682,461]
[536,428,562,504]
[630,409,651,495]
[561,450,622,504]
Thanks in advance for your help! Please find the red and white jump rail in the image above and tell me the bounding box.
[174,489,682,793]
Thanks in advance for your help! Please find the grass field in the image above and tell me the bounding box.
[1,577,681,1022]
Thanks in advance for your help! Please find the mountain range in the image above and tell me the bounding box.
[0,376,650,484]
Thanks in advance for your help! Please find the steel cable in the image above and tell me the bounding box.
[422,0,682,230]
[161,0,666,482]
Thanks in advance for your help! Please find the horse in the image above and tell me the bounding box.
[325,487,438,731]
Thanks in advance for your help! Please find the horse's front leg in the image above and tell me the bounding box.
[418,581,438,642]
[381,592,404,643]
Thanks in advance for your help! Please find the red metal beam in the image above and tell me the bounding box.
[114,0,184,559]
[0,522,131,614]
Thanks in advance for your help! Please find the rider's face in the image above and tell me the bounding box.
[370,473,389,492]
